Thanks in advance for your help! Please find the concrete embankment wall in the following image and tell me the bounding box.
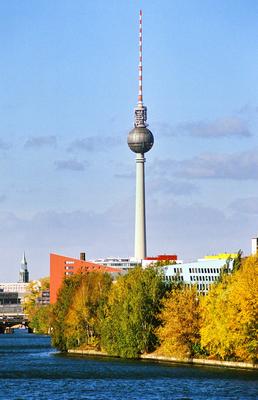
[68,349,257,370]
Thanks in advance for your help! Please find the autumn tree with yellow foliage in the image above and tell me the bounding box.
[200,255,258,363]
[23,277,51,334]
[51,271,112,351]
[157,286,201,358]
[64,271,112,349]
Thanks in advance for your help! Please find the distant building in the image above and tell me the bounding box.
[19,252,29,283]
[36,290,50,306]
[163,257,234,295]
[0,282,29,293]
[142,254,179,267]
[93,257,138,271]
[251,238,258,255]
[203,253,238,260]
[0,289,23,315]
[93,254,179,271]
[0,282,30,311]
[0,253,30,315]
[50,253,122,304]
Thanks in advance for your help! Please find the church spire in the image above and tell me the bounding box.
[19,252,29,283]
[21,252,27,268]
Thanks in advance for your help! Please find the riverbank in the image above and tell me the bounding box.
[68,349,258,370]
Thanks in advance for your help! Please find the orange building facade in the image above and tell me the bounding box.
[50,253,121,303]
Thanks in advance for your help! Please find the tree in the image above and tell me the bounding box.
[156,286,201,358]
[64,271,112,349]
[101,266,167,358]
[28,304,52,334]
[200,275,233,360]
[51,274,82,351]
[51,272,112,351]
[200,255,258,362]
[23,277,51,334]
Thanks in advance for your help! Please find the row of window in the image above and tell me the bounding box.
[189,267,220,274]
[197,283,211,290]
[172,267,183,274]
[165,275,184,282]
[190,275,218,282]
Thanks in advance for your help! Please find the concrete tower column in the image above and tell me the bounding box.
[135,153,146,259]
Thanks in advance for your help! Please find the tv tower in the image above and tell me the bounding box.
[127,10,154,260]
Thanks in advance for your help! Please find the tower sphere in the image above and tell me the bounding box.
[127,126,154,154]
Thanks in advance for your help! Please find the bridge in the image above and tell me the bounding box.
[0,305,29,334]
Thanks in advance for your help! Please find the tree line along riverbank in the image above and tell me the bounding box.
[25,254,257,365]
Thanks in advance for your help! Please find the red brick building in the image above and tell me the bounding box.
[50,253,121,303]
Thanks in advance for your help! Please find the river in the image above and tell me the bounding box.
[0,330,257,399]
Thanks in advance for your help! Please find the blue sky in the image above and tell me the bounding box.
[1,0,258,280]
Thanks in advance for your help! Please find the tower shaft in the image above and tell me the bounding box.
[135,153,146,259]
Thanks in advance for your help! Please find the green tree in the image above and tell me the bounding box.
[232,249,242,272]
[28,304,52,334]
[156,286,201,358]
[101,266,167,358]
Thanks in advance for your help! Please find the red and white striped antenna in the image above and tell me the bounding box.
[138,9,143,105]
[134,10,147,128]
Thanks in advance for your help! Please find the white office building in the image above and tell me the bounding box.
[163,258,233,294]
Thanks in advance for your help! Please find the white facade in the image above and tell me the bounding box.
[251,238,258,255]
[93,257,138,271]
[0,282,29,293]
[163,258,233,294]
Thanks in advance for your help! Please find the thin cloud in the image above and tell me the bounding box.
[152,122,175,137]
[114,172,134,179]
[149,179,199,196]
[229,197,258,215]
[177,117,251,138]
[55,159,86,171]
[0,195,6,203]
[24,136,57,148]
[152,149,258,180]
[0,139,11,150]
[67,136,122,152]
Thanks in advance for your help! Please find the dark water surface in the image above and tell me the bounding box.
[0,331,257,400]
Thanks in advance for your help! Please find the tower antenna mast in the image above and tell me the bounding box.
[134,10,147,128]
[138,9,143,106]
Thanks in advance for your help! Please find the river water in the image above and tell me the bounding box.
[0,331,257,400]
